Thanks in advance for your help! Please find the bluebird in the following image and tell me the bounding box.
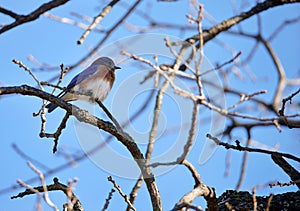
[46,57,120,112]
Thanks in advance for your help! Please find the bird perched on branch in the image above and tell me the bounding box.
[46,57,121,112]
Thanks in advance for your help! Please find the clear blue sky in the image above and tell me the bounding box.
[0,1,300,210]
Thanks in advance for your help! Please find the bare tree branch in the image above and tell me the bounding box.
[0,87,156,198]
[172,160,217,211]
[95,99,123,131]
[126,175,143,211]
[12,162,59,211]
[107,176,136,211]
[188,0,300,44]
[2,0,300,210]
[12,177,83,211]
[278,88,300,116]
[207,134,300,163]
[77,0,120,44]
[0,0,69,34]
[236,129,251,191]
[0,7,21,19]
[0,85,162,211]
[271,154,300,189]
[39,112,71,153]
[12,144,51,171]
[101,188,115,211]
[47,0,142,84]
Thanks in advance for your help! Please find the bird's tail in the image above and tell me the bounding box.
[46,90,67,113]
[46,91,77,113]
[46,103,58,113]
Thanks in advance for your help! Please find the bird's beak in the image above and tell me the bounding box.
[115,66,121,70]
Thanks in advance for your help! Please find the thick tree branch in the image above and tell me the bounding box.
[188,0,300,44]
[0,87,157,198]
[0,7,22,19]
[0,85,162,211]
[271,155,300,189]
[0,0,69,34]
[172,160,216,211]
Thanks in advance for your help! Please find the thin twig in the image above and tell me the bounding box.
[40,112,71,153]
[258,36,286,110]
[95,99,122,131]
[28,162,59,211]
[269,180,300,188]
[207,134,300,163]
[271,154,300,189]
[12,59,52,149]
[0,0,69,34]
[272,119,282,132]
[107,176,136,211]
[12,59,43,89]
[52,64,69,95]
[177,101,198,162]
[44,12,105,32]
[40,81,66,90]
[77,0,120,44]
[278,88,300,116]
[187,0,300,44]
[65,178,81,210]
[252,187,257,211]
[12,144,50,171]
[268,15,300,42]
[201,99,300,123]
[200,51,242,76]
[163,35,196,74]
[12,177,83,211]
[145,69,173,165]
[148,102,197,168]
[101,188,115,211]
[38,103,48,136]
[121,51,205,102]
[195,4,205,98]
[227,90,267,110]
[14,179,41,198]
[236,129,251,191]
[147,86,198,168]
[53,112,70,153]
[47,0,142,84]
[126,175,143,211]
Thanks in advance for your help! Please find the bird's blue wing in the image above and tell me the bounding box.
[47,65,99,113]
[67,65,99,89]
